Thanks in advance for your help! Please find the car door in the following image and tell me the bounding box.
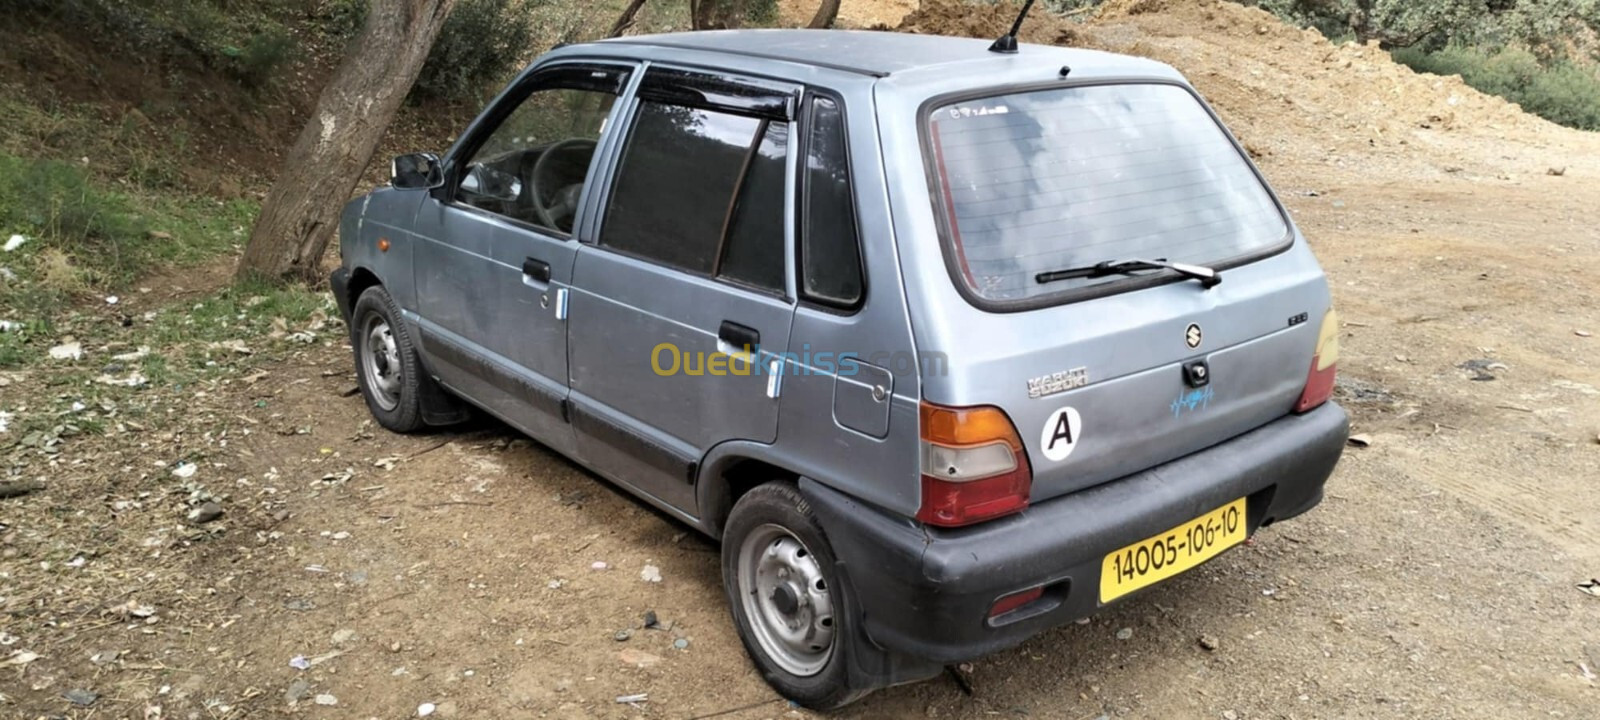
[567,67,799,512]
[412,62,635,458]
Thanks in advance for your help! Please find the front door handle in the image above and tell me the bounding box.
[522,257,551,283]
[718,321,760,353]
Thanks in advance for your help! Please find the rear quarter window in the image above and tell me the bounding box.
[925,82,1289,307]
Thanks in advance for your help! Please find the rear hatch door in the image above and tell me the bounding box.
[908,81,1331,503]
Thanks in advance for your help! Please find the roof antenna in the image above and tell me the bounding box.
[988,0,1037,54]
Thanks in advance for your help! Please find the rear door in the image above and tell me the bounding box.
[906,81,1330,502]
[566,67,798,512]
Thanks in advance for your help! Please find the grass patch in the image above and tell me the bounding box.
[0,150,259,367]
[1394,45,1600,131]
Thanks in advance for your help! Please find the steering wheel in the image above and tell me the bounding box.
[526,138,597,232]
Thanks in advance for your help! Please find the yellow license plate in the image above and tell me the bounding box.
[1099,498,1247,604]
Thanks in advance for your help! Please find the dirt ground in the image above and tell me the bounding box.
[4,1,1600,718]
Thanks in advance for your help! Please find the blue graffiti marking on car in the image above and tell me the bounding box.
[1171,385,1216,418]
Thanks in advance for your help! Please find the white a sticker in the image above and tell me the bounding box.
[1040,407,1082,463]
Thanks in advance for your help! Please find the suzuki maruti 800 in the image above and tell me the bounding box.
[331,22,1348,709]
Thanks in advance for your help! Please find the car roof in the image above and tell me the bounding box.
[596,29,1176,80]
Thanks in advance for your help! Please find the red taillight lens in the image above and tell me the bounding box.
[917,402,1032,527]
[1294,309,1341,413]
[988,586,1044,618]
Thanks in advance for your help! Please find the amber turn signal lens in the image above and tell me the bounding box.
[377,237,391,252]
[920,402,1023,451]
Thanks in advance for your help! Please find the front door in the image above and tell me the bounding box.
[413,63,635,457]
[567,67,799,512]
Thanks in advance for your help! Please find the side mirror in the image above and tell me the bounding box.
[391,153,443,190]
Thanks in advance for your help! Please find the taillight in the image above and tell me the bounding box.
[1294,309,1340,413]
[917,402,1032,527]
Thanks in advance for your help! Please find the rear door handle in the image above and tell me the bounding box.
[718,321,760,353]
[522,257,551,283]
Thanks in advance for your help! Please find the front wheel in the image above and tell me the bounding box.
[722,482,876,710]
[350,285,426,433]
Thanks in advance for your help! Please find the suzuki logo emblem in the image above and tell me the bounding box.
[1185,323,1203,349]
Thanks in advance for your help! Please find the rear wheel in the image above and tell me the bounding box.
[351,285,425,433]
[722,482,875,710]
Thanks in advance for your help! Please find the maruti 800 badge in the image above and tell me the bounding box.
[1026,366,1089,399]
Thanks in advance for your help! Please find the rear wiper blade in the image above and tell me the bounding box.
[1036,258,1222,289]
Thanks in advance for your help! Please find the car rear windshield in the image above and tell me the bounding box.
[926,83,1288,305]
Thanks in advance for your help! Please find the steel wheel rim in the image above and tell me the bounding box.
[360,314,402,412]
[737,523,836,677]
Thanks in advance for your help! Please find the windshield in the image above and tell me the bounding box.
[926,83,1288,304]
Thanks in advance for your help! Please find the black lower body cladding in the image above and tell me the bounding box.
[329,267,353,324]
[803,402,1349,666]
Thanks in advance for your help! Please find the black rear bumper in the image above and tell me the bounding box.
[803,402,1348,665]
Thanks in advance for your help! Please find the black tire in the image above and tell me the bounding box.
[350,285,426,433]
[722,482,877,710]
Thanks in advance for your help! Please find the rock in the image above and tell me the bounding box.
[614,629,631,642]
[1199,634,1220,651]
[435,700,458,717]
[148,230,174,240]
[418,703,436,717]
[642,610,659,629]
[1115,627,1133,640]
[1548,167,1567,176]
[1223,711,1239,720]
[618,648,662,668]
[171,462,198,479]
[331,628,355,645]
[672,638,689,650]
[48,342,84,361]
[640,564,662,583]
[1578,330,1593,338]
[188,501,224,524]
[313,693,338,706]
[285,678,311,705]
[63,689,99,706]
[1347,434,1372,447]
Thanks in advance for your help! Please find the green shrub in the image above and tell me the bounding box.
[1394,45,1600,130]
[14,0,300,90]
[413,0,538,103]
[226,27,298,89]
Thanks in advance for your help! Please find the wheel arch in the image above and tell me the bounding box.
[697,442,802,540]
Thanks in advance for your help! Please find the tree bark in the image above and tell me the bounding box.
[807,0,842,29]
[237,0,458,284]
[608,0,650,37]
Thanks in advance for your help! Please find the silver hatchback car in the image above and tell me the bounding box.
[331,27,1348,709]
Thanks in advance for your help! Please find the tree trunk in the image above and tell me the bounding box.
[608,0,650,37]
[237,0,458,284]
[807,0,842,29]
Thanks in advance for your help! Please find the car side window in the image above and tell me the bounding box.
[601,94,790,295]
[800,96,864,307]
[718,121,789,293]
[456,67,628,235]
